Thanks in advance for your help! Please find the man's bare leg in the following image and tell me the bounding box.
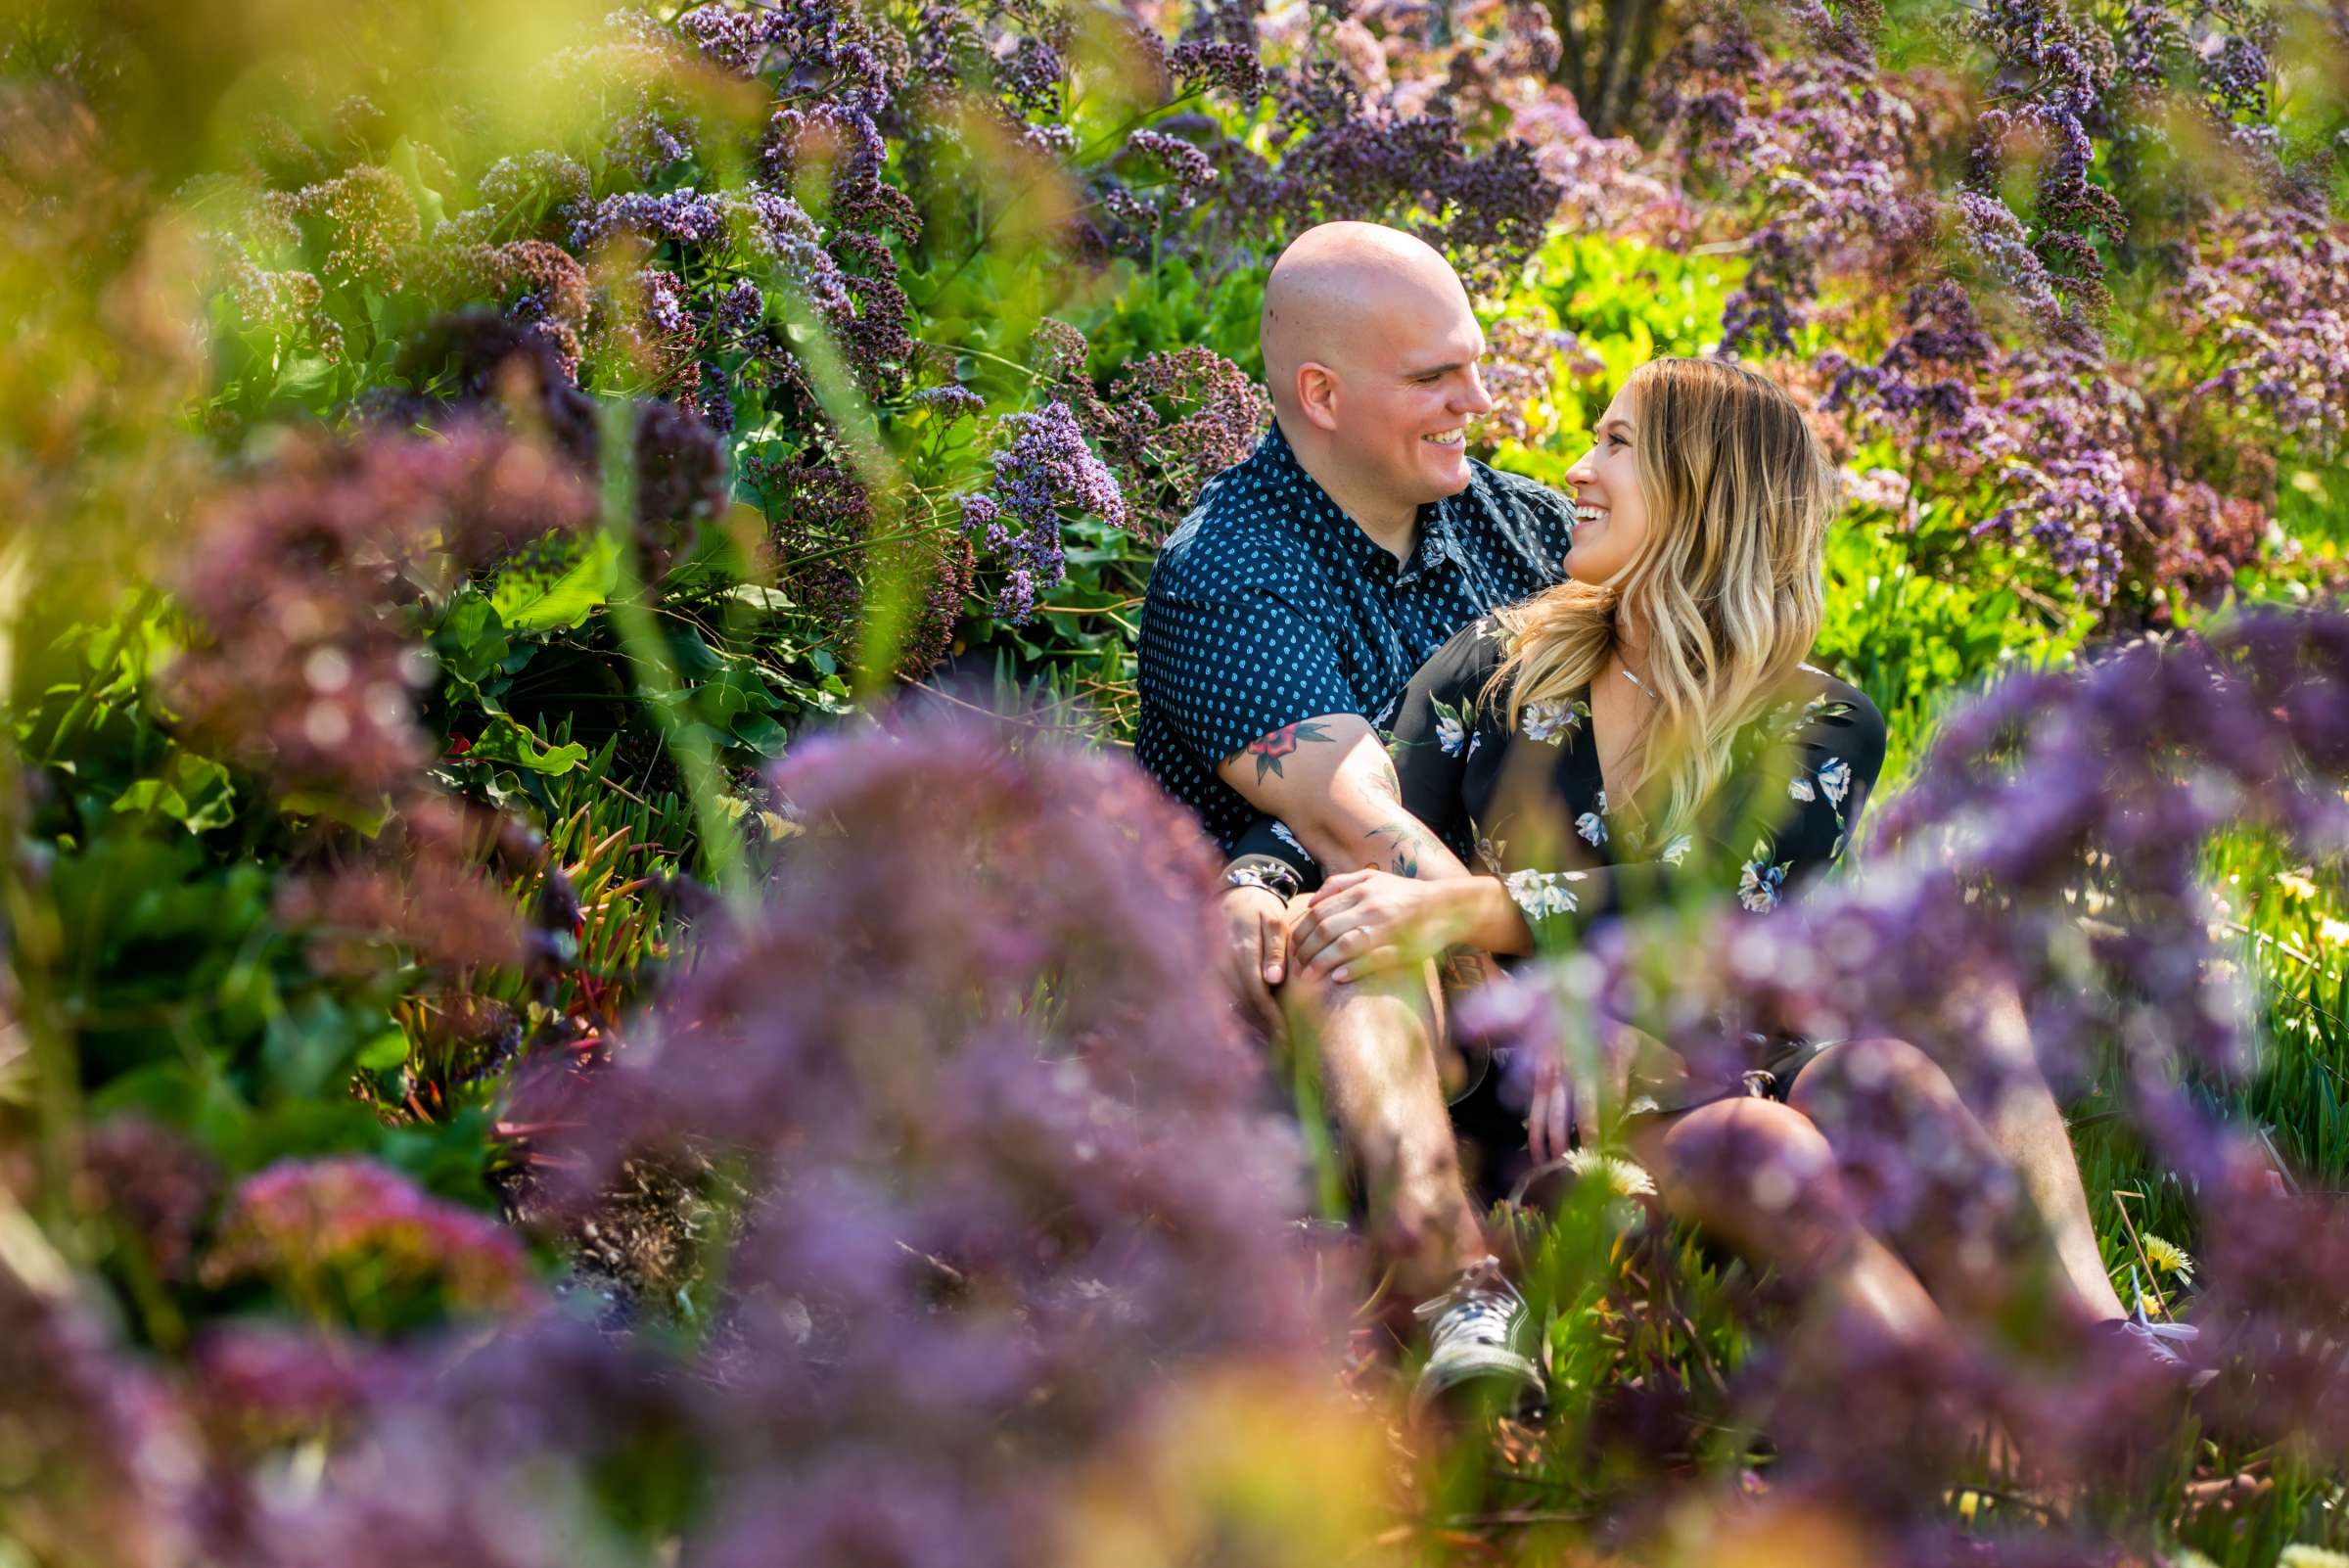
[1277,919,1484,1299]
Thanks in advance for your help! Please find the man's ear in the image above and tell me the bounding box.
[1296,362,1341,433]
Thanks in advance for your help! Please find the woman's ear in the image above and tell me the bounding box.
[1296,362,1341,433]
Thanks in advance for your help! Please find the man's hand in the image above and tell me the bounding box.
[1290,869,1479,984]
[1219,883,1291,1035]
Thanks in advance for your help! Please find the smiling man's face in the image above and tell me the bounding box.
[1261,225,1500,525]
[1326,283,1495,508]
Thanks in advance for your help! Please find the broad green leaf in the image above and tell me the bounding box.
[434,590,512,683]
[469,715,589,775]
[492,532,620,633]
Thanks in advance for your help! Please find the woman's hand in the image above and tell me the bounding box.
[1290,869,1482,984]
[1524,1022,1674,1162]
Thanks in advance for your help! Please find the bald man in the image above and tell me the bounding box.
[1133,222,1580,1415]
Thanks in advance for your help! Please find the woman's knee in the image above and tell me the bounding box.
[1649,1097,1846,1239]
[1786,1037,1958,1126]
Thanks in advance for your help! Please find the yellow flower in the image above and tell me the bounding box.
[2277,867,2319,901]
[2279,1546,2349,1568]
[2319,916,2349,949]
[1564,1148,1656,1198]
[2141,1234,2194,1278]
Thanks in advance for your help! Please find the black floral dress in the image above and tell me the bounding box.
[1400,615,1879,944]
[1374,615,1886,949]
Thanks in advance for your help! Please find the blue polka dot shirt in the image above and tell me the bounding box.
[1135,418,1579,860]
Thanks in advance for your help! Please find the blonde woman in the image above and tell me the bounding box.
[1284,354,1884,1054]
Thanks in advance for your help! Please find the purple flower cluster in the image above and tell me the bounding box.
[515,706,1334,1562]
[1823,274,2283,608]
[2175,203,2349,458]
[1220,84,1565,287]
[80,1116,222,1286]
[1658,2,1938,355]
[272,796,533,977]
[1955,0,2126,334]
[761,100,921,243]
[168,429,596,806]
[259,163,423,291]
[1122,127,1219,209]
[409,240,596,379]
[632,397,732,580]
[568,187,728,254]
[1037,341,1269,545]
[957,400,1125,623]
[0,1268,199,1568]
[448,151,592,243]
[677,0,908,100]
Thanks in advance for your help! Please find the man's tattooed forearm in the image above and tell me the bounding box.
[1368,818,1436,878]
[1244,718,1334,781]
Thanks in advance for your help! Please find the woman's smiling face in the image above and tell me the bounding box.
[1562,382,1648,586]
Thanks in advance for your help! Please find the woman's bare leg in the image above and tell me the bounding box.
[1965,989,2129,1320]
[1787,1036,2123,1326]
[1627,1096,1946,1349]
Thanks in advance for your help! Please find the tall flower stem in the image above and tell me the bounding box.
[597,399,750,906]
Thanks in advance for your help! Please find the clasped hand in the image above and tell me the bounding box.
[1289,868,1477,985]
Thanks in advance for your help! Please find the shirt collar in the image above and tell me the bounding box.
[1255,419,1461,583]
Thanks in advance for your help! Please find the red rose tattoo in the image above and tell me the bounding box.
[1245,719,1333,781]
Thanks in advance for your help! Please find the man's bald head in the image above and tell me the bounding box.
[1261,222,1475,422]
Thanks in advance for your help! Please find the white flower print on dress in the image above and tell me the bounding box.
[1576,810,1607,847]
[1519,696,1589,745]
[1818,756,1851,806]
[1737,838,1790,913]
[1430,694,1472,758]
[1660,835,1693,866]
[1787,774,1817,803]
[1505,868,1582,920]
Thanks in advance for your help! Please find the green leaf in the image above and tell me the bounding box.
[729,712,791,756]
[277,789,394,836]
[356,1029,413,1072]
[110,749,236,833]
[434,589,512,684]
[468,715,589,775]
[492,532,620,633]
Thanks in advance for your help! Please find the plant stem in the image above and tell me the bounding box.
[596,400,751,905]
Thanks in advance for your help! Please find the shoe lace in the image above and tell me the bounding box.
[1413,1257,1525,1351]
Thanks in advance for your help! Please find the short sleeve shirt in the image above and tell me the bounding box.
[1135,419,1579,854]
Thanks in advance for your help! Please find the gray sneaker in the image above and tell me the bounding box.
[1409,1256,1545,1422]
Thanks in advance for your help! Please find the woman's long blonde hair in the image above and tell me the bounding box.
[1490,357,1834,848]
